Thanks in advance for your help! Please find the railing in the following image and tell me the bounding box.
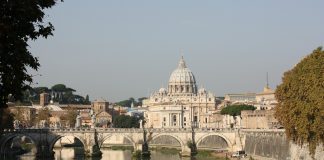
[2,128,284,134]
[240,128,285,132]
[2,127,238,133]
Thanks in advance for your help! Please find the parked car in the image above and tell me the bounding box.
[231,150,247,158]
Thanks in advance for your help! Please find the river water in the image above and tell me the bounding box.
[17,147,188,160]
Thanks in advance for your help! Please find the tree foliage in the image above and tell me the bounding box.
[0,0,61,108]
[18,84,90,105]
[35,107,50,127]
[116,98,135,107]
[0,0,61,129]
[113,115,142,128]
[116,97,147,107]
[60,107,78,127]
[0,108,14,130]
[275,47,324,156]
[220,104,256,116]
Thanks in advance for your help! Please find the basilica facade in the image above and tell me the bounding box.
[142,57,219,128]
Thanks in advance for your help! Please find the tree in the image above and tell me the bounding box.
[116,97,146,107]
[220,104,256,117]
[0,0,61,128]
[0,108,14,130]
[61,107,78,127]
[116,98,134,107]
[52,84,74,102]
[113,115,142,128]
[51,84,67,92]
[275,47,324,156]
[36,107,50,124]
[136,97,147,106]
[221,104,256,128]
[85,95,90,104]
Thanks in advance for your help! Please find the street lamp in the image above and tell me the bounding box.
[190,121,197,156]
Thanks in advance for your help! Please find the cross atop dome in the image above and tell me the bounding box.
[178,56,187,69]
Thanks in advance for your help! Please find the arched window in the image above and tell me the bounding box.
[173,115,177,122]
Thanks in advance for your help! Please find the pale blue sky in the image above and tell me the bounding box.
[29,0,324,102]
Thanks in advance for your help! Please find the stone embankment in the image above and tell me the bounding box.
[243,129,324,160]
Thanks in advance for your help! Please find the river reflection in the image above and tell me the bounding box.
[18,147,187,160]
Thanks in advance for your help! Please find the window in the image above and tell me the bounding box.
[184,107,186,110]
[173,115,177,122]
[205,118,208,123]
[184,123,186,126]
[163,117,166,121]
[209,98,211,101]
[194,116,198,122]
[184,117,186,121]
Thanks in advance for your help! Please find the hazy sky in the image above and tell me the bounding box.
[29,1,324,102]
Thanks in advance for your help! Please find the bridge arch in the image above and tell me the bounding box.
[49,134,86,151]
[196,133,232,151]
[149,133,185,151]
[100,134,136,150]
[0,133,37,158]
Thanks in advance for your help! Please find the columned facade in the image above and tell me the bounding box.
[142,57,218,128]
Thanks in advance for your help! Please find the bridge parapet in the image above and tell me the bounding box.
[4,128,282,134]
[195,128,237,133]
[2,128,52,133]
[241,129,285,132]
[241,129,285,136]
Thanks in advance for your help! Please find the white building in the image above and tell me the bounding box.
[224,93,256,104]
[142,57,219,128]
[255,86,277,110]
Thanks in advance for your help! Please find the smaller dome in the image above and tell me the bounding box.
[198,88,207,94]
[159,88,167,93]
[46,104,63,111]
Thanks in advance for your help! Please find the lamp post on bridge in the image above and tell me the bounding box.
[191,121,198,156]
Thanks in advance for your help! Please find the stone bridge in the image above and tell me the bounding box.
[0,128,243,159]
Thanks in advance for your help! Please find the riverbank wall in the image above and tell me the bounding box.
[243,130,324,160]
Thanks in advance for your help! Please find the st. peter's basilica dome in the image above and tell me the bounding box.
[168,57,197,96]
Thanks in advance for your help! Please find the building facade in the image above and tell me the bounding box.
[92,99,109,114]
[142,57,219,128]
[255,86,277,110]
[224,93,256,104]
[241,110,279,129]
